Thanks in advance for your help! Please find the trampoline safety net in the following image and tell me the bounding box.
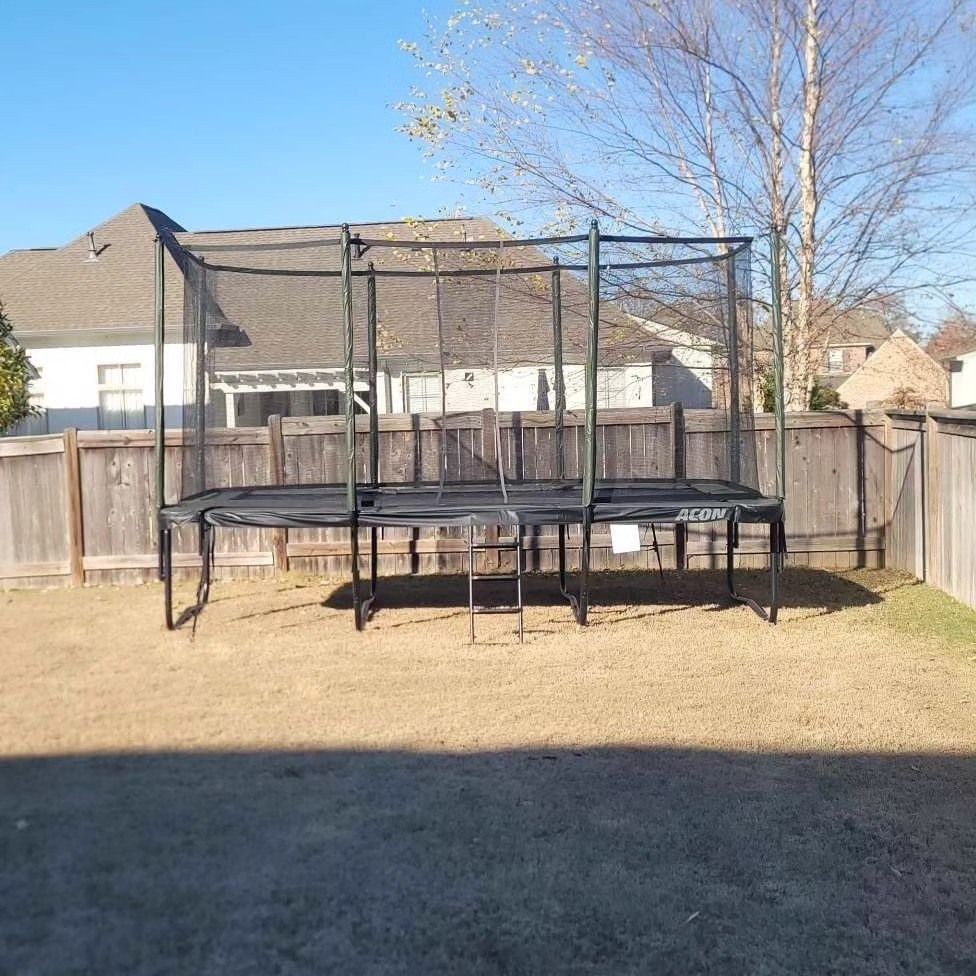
[169,221,761,504]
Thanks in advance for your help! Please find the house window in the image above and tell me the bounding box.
[97,363,145,429]
[597,368,628,408]
[826,348,844,373]
[404,373,441,413]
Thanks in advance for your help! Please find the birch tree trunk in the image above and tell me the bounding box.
[794,0,823,408]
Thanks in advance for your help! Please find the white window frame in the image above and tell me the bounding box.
[97,363,145,430]
[404,372,442,414]
[826,348,844,373]
[596,367,629,408]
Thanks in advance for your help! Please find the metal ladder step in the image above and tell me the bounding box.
[468,524,524,643]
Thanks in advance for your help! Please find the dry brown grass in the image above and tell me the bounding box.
[1,567,975,974]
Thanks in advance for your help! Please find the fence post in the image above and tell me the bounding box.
[267,414,289,574]
[63,427,85,586]
[924,411,937,586]
[671,402,687,570]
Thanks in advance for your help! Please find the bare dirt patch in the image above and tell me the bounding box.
[1,568,975,974]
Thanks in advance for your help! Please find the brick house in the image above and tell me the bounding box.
[836,329,948,409]
[818,309,893,390]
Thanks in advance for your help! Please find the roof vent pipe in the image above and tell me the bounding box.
[85,232,99,263]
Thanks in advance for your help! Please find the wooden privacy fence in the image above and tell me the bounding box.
[886,409,976,610]
[1,407,889,591]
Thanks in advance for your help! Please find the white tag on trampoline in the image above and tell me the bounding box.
[610,523,641,554]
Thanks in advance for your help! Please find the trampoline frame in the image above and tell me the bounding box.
[154,221,789,633]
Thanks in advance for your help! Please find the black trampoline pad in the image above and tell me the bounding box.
[160,479,782,530]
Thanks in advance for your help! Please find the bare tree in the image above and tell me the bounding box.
[397,0,976,408]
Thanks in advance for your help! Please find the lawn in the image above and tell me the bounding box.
[2,567,975,975]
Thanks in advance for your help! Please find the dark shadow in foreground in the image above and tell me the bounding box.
[3,747,973,975]
[321,567,887,617]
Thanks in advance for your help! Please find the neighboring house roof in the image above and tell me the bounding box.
[755,306,892,363]
[948,343,976,362]
[0,204,679,371]
[836,329,948,408]
[826,308,891,347]
[177,218,673,371]
[0,203,186,335]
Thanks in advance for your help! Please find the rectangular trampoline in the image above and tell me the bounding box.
[154,219,787,637]
[162,478,782,529]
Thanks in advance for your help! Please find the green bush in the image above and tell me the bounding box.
[0,303,36,434]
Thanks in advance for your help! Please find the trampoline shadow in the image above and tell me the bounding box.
[320,567,885,619]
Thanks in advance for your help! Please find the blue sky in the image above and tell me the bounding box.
[3,1,971,324]
[1,0,467,252]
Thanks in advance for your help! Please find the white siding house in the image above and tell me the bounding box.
[950,348,976,409]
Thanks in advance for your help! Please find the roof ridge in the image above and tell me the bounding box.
[181,215,496,236]
[138,203,187,236]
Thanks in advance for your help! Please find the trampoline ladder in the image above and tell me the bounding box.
[467,525,525,644]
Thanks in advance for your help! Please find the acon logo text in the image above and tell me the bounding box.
[675,507,729,522]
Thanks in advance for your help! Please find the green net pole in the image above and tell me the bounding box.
[194,262,208,498]
[583,220,600,507]
[551,257,566,480]
[770,226,787,500]
[340,225,357,512]
[725,253,742,485]
[153,235,165,510]
[366,262,379,488]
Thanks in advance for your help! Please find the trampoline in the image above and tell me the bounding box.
[154,220,787,636]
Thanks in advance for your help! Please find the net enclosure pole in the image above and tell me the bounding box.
[340,224,362,628]
[340,225,357,512]
[583,220,600,508]
[153,234,166,580]
[551,256,565,480]
[770,226,787,501]
[194,261,208,501]
[366,262,379,488]
[363,261,380,623]
[725,251,742,485]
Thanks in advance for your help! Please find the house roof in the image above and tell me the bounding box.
[948,343,976,361]
[176,218,674,371]
[0,203,186,334]
[1,204,681,371]
[827,308,892,346]
[755,305,892,359]
[836,329,948,407]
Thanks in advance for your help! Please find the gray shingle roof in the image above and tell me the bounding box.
[0,204,186,334]
[1,206,675,371]
[177,218,671,371]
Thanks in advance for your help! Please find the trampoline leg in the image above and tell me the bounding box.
[578,518,591,626]
[725,520,774,622]
[558,524,567,593]
[359,526,378,626]
[557,523,582,621]
[769,520,784,625]
[350,523,363,631]
[162,526,174,631]
[194,524,214,616]
[650,523,664,582]
[202,525,214,606]
[725,520,736,596]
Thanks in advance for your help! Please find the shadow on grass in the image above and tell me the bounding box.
[3,747,974,974]
[319,567,887,619]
